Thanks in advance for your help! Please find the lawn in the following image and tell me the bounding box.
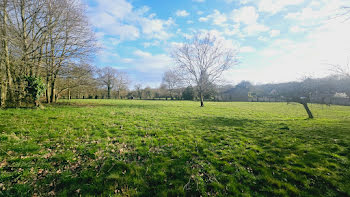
[0,100,349,196]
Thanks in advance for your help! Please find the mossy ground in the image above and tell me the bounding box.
[0,100,349,196]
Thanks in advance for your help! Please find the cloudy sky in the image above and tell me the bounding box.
[84,0,350,87]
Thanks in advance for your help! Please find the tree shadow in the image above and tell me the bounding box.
[50,101,161,110]
[190,116,263,129]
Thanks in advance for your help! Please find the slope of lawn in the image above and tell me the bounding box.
[0,100,349,196]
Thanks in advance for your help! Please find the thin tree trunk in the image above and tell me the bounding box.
[302,102,313,119]
[20,0,29,76]
[200,92,204,107]
[50,80,55,103]
[0,83,6,107]
[2,1,13,106]
[46,78,50,103]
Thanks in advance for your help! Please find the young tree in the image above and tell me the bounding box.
[172,33,238,107]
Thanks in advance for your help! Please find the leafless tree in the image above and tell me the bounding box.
[134,84,143,99]
[172,33,239,107]
[97,66,119,99]
[330,60,350,99]
[115,71,130,99]
[161,69,182,100]
[56,63,96,100]
[331,60,350,78]
[0,0,96,107]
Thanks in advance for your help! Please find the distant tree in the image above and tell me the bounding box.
[331,61,350,98]
[332,60,350,78]
[134,84,143,99]
[236,81,253,89]
[97,67,119,99]
[275,79,316,119]
[115,71,130,99]
[162,70,182,100]
[144,86,153,99]
[56,63,96,100]
[172,33,238,107]
[182,86,195,100]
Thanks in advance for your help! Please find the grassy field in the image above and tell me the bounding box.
[0,100,349,196]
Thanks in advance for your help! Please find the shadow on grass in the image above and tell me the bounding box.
[51,101,161,110]
[190,116,265,129]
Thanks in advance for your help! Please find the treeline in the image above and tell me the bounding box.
[0,0,95,107]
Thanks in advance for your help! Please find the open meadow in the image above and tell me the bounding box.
[0,100,350,196]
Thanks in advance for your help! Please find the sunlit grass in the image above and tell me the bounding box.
[0,100,349,196]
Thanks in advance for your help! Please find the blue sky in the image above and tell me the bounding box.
[84,0,350,88]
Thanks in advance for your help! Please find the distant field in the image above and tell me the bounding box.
[0,100,349,196]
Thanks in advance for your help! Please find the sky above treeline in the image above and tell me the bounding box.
[83,0,350,87]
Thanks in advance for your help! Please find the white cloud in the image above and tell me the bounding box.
[223,24,242,37]
[231,6,269,36]
[193,0,205,2]
[129,50,172,72]
[258,0,305,14]
[243,23,269,36]
[240,46,256,53]
[143,41,160,48]
[134,50,152,57]
[284,0,347,25]
[201,9,228,26]
[176,10,190,17]
[269,29,280,37]
[139,17,174,40]
[88,0,175,41]
[290,26,305,33]
[258,36,268,42]
[247,21,350,83]
[232,6,259,25]
[199,17,209,22]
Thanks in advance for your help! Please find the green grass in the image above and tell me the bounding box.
[0,100,349,196]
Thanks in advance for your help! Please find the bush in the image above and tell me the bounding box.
[25,76,46,107]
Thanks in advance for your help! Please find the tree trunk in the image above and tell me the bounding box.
[200,92,204,107]
[50,81,55,103]
[20,0,29,76]
[107,86,111,99]
[2,2,13,106]
[46,81,50,103]
[302,102,313,119]
[0,83,6,107]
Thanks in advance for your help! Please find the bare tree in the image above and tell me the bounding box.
[0,0,96,107]
[273,79,318,119]
[172,33,238,107]
[134,84,143,99]
[97,66,119,99]
[161,69,182,100]
[56,63,95,100]
[115,71,130,99]
[331,60,350,99]
[331,60,350,78]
